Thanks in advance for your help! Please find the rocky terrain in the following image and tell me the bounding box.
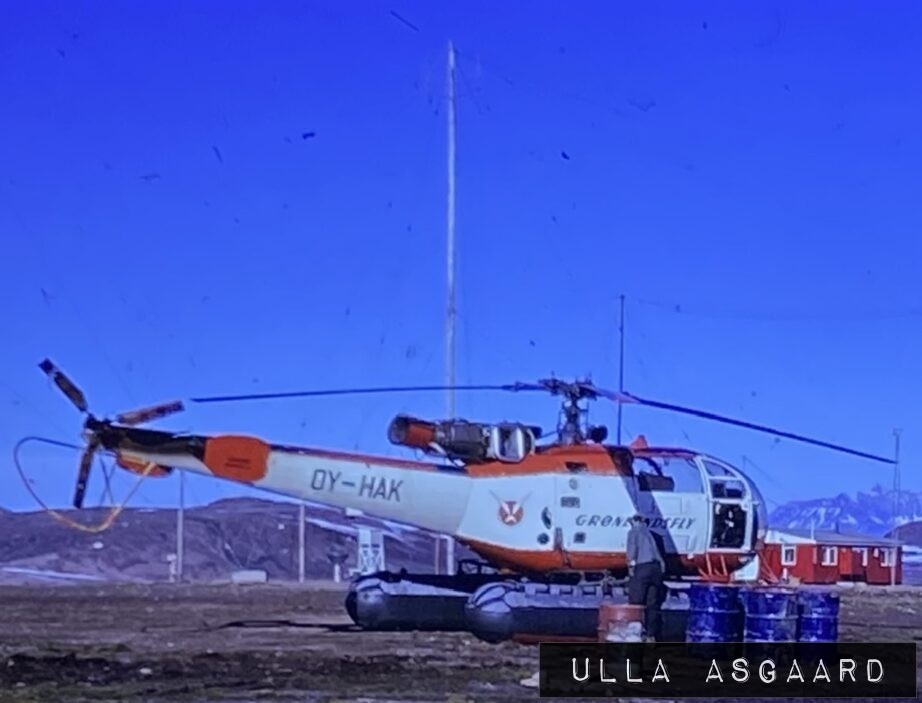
[0,581,920,702]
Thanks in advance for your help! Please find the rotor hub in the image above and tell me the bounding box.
[537,378,604,445]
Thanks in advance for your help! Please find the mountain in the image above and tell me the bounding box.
[768,486,922,538]
[0,497,475,583]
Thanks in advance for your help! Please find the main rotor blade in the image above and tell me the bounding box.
[38,359,89,413]
[190,382,545,404]
[603,388,895,465]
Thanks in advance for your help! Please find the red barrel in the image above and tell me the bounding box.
[597,603,645,642]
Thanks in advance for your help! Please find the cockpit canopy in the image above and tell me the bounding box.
[632,450,755,499]
[632,449,767,550]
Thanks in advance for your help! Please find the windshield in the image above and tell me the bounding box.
[702,459,747,499]
[634,455,703,493]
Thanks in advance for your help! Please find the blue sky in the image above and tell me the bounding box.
[1,1,919,514]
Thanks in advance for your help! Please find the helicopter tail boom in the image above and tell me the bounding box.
[94,420,473,534]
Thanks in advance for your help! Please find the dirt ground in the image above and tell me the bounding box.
[0,581,920,702]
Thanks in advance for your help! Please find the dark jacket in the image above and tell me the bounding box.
[627,520,665,572]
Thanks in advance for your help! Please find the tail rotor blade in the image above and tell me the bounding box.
[74,437,100,509]
[116,400,184,426]
[38,359,89,414]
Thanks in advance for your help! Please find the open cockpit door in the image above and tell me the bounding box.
[701,458,751,550]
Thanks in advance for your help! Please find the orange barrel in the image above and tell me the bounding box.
[597,603,645,642]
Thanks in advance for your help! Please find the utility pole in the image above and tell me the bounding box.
[891,429,902,587]
[176,468,185,582]
[617,294,626,444]
[444,40,458,576]
[298,501,306,584]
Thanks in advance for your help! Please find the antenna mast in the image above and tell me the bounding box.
[444,41,458,576]
[446,41,457,421]
[617,294,625,444]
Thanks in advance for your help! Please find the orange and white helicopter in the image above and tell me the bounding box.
[33,359,894,641]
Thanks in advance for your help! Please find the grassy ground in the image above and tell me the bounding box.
[0,582,919,702]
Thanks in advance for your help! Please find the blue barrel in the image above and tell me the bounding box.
[741,588,798,642]
[797,589,839,642]
[686,583,743,643]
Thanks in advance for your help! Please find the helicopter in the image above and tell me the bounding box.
[31,359,896,642]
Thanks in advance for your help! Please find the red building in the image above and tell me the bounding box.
[762,528,903,585]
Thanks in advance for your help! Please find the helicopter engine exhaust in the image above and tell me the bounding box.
[387,416,437,450]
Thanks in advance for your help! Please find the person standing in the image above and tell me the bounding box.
[626,512,666,642]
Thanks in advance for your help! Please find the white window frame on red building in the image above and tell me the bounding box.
[820,545,838,567]
[781,545,797,566]
[880,548,895,567]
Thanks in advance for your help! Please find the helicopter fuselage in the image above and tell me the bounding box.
[103,421,766,579]
[32,361,890,641]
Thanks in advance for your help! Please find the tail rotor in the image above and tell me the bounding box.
[37,358,184,508]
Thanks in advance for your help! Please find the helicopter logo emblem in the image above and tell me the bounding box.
[492,492,531,526]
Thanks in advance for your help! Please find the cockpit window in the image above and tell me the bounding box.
[635,456,703,493]
[703,460,747,499]
[703,460,735,477]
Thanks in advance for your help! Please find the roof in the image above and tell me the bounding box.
[767,527,902,547]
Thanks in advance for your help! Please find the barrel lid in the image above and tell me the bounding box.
[742,586,797,597]
[599,603,644,613]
